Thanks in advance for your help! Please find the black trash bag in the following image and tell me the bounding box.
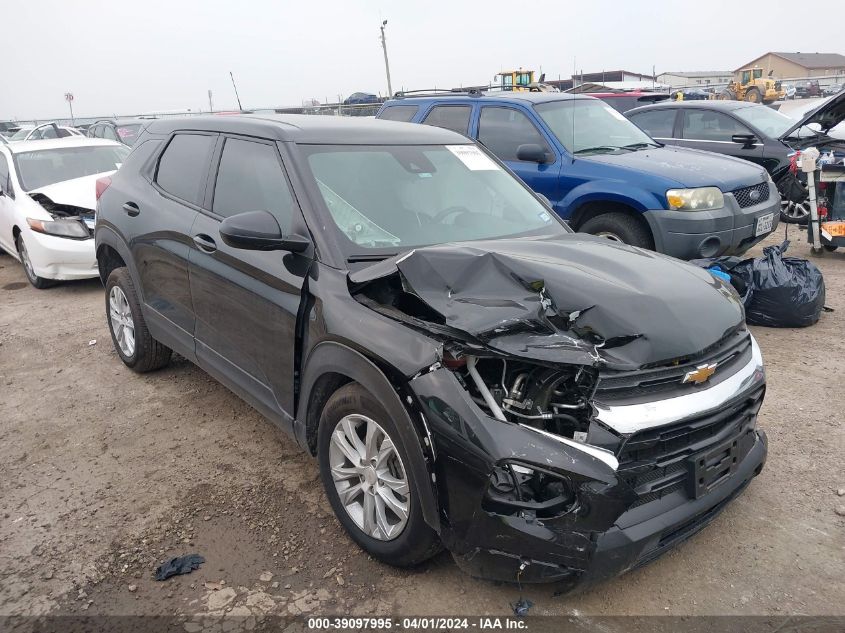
[689,255,751,305]
[741,241,825,327]
[693,241,825,328]
[155,554,205,581]
[776,171,808,204]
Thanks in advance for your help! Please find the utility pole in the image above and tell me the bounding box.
[229,71,243,111]
[379,20,393,97]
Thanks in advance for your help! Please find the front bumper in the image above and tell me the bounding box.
[22,229,98,280]
[409,338,767,588]
[643,190,780,260]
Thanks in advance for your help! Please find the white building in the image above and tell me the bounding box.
[657,71,733,89]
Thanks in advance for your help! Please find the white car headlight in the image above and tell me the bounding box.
[666,187,725,211]
[27,217,90,239]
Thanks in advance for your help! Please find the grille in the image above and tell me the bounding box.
[595,331,751,404]
[617,386,764,508]
[732,181,770,208]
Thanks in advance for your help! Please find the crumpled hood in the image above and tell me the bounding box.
[28,172,114,211]
[587,145,768,192]
[781,90,845,140]
[349,234,745,371]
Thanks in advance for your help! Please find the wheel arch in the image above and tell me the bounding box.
[569,199,659,250]
[296,340,441,533]
[95,227,142,292]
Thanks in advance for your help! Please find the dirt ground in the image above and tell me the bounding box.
[1,227,843,624]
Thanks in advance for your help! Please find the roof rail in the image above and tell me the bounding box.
[392,87,486,99]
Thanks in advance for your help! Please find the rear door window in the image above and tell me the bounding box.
[377,105,419,122]
[681,110,752,142]
[102,126,118,141]
[0,153,12,196]
[155,133,217,206]
[212,138,295,231]
[422,105,472,135]
[478,107,551,162]
[629,109,677,138]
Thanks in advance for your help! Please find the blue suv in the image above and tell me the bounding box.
[377,92,780,259]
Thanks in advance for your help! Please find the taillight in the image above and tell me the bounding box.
[95,176,111,201]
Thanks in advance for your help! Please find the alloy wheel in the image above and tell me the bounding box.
[329,414,410,541]
[109,285,136,357]
[781,197,811,223]
[18,237,36,280]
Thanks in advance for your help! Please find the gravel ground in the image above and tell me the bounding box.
[1,227,843,623]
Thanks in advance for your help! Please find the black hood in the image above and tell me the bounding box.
[349,234,745,371]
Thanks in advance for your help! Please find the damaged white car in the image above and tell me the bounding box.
[0,137,128,288]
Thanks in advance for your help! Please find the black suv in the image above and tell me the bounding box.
[95,115,767,587]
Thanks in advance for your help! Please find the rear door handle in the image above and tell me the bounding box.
[192,234,217,253]
[122,202,140,217]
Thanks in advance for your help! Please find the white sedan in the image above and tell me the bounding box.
[9,123,84,142]
[0,137,128,288]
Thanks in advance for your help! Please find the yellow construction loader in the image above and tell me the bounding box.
[719,68,784,104]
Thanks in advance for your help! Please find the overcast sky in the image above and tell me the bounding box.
[1,0,837,120]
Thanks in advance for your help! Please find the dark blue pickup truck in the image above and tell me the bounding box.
[377,92,779,259]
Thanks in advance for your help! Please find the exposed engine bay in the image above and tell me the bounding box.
[29,193,94,236]
[450,355,595,440]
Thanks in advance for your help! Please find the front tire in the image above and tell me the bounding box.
[745,87,762,103]
[16,233,55,289]
[317,383,440,567]
[580,212,654,250]
[105,268,172,372]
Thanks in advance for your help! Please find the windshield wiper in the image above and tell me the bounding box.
[347,253,397,263]
[573,145,628,155]
[621,142,660,149]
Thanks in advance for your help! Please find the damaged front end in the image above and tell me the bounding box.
[27,193,95,240]
[350,235,768,586]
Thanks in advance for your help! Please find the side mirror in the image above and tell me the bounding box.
[536,193,552,208]
[516,143,549,164]
[219,210,310,252]
[731,133,757,147]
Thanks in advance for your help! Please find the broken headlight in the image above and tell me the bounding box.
[27,217,89,239]
[484,462,577,518]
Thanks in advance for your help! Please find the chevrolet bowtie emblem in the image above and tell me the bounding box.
[683,363,718,385]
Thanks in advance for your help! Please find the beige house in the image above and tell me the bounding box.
[734,52,845,80]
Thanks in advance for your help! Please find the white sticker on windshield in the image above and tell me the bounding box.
[603,106,628,122]
[446,145,500,170]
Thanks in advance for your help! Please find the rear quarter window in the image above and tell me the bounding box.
[377,105,419,122]
[155,133,216,206]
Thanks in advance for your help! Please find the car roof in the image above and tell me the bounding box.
[96,118,153,126]
[387,92,590,106]
[626,100,758,114]
[5,137,124,154]
[144,114,471,144]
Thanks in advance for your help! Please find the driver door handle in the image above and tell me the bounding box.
[192,234,217,253]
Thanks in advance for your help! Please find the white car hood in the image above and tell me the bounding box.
[29,171,115,211]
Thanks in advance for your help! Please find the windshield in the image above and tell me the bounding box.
[10,127,33,141]
[302,144,564,256]
[116,124,143,146]
[734,105,795,137]
[14,145,129,190]
[535,99,657,154]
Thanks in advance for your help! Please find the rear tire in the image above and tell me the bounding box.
[16,233,55,289]
[317,383,440,567]
[580,212,654,250]
[105,268,172,372]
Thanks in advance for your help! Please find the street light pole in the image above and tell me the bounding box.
[379,20,393,97]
